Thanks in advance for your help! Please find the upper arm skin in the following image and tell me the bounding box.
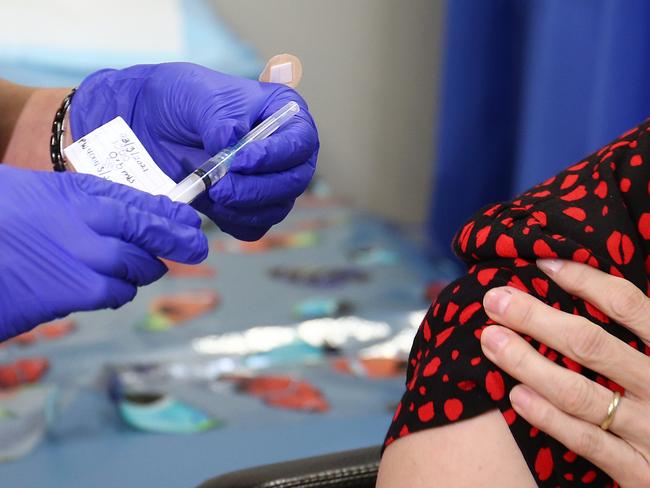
[377,409,536,488]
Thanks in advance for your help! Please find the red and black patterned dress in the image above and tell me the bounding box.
[385,120,650,486]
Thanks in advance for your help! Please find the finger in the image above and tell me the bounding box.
[228,120,319,175]
[215,221,269,242]
[195,200,293,241]
[69,173,202,228]
[45,256,137,315]
[537,259,650,345]
[94,238,168,286]
[214,83,317,174]
[207,201,293,231]
[483,286,650,398]
[258,85,313,122]
[55,226,167,287]
[200,117,249,156]
[209,163,314,209]
[481,325,649,445]
[88,275,137,310]
[509,384,650,486]
[80,197,209,264]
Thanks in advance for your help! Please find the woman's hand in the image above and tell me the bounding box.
[480,259,650,486]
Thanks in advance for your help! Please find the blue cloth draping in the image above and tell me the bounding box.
[429,0,650,257]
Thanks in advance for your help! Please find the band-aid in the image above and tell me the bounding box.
[259,54,303,88]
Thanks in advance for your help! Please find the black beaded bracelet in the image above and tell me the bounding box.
[49,88,76,172]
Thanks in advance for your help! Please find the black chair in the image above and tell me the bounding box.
[198,445,381,488]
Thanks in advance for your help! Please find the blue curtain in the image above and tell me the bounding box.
[429,0,650,258]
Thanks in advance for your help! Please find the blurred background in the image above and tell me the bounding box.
[2,0,650,486]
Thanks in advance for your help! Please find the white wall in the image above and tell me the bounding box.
[213,0,445,223]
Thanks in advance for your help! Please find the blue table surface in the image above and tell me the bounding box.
[0,199,458,488]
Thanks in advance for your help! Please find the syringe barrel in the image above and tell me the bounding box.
[167,148,233,204]
[203,149,233,186]
[167,101,300,204]
[166,172,205,204]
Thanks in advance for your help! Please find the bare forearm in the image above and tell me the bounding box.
[1,80,71,170]
[0,79,34,161]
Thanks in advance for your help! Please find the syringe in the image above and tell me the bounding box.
[167,101,300,204]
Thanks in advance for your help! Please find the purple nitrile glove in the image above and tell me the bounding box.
[71,62,319,241]
[0,165,208,341]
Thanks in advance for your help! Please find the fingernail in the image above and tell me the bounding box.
[484,288,512,315]
[481,326,509,353]
[537,259,564,274]
[510,385,534,411]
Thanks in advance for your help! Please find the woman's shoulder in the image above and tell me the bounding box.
[454,120,650,291]
[383,119,650,486]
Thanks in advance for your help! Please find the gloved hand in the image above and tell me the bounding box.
[0,165,208,341]
[71,62,319,241]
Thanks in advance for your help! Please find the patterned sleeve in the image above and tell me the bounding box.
[385,121,650,487]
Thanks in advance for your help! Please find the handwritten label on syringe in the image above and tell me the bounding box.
[64,117,176,196]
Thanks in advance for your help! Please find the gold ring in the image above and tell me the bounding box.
[599,391,621,431]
